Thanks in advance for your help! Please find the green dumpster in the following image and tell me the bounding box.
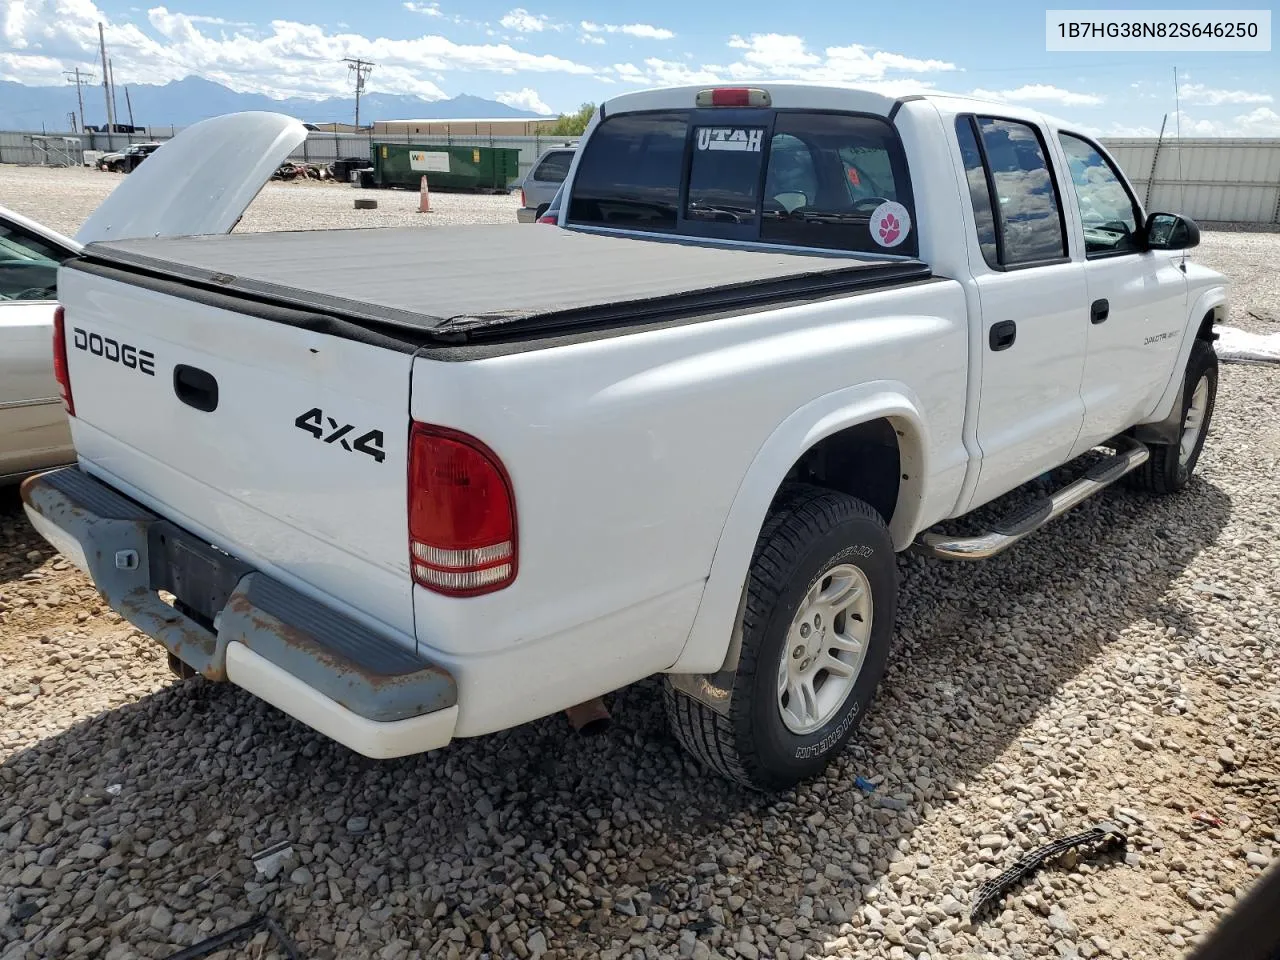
[372,143,521,191]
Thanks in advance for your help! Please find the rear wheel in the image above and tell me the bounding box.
[664,485,897,791]
[1131,340,1218,495]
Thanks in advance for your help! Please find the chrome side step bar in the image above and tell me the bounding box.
[913,436,1150,561]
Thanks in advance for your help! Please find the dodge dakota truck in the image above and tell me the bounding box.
[23,87,1225,791]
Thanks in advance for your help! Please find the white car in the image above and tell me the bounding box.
[23,90,1225,790]
[0,205,76,483]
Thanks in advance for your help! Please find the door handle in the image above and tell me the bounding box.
[989,320,1017,351]
[173,364,219,413]
[1090,298,1110,324]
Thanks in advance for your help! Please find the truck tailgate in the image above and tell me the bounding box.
[56,266,417,640]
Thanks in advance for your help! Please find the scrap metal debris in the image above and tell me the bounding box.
[166,914,299,960]
[970,823,1127,923]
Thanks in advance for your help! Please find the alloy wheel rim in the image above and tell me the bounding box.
[777,563,873,735]
[1180,375,1210,466]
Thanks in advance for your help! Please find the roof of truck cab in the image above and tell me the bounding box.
[74,224,932,348]
[601,82,1062,130]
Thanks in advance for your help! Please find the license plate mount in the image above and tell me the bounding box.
[148,523,251,627]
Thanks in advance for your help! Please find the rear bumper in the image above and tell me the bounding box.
[516,206,538,223]
[21,467,458,759]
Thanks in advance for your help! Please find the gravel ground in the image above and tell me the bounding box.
[1,165,1278,960]
[0,164,520,237]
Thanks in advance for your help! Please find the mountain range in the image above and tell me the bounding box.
[1,76,544,132]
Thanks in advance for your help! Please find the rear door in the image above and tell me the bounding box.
[953,114,1091,510]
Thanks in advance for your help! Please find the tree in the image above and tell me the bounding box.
[549,103,596,138]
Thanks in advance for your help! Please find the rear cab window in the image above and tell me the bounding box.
[567,108,918,257]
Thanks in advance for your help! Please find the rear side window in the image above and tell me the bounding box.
[966,117,1067,267]
[532,150,573,183]
[962,117,1070,268]
[955,119,999,268]
[761,113,917,256]
[568,113,686,230]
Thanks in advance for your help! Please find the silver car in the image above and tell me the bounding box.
[517,146,576,223]
[1,205,76,484]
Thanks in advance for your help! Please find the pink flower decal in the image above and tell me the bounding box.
[878,213,901,245]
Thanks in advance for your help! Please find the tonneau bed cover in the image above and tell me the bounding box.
[71,225,931,348]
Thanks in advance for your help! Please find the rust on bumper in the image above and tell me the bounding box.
[21,467,456,722]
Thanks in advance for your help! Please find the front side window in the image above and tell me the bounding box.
[974,117,1067,266]
[1058,133,1142,257]
[567,112,686,231]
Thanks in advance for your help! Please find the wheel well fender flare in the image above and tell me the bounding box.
[1146,285,1227,425]
[667,380,929,675]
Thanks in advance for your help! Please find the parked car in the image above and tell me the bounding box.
[24,91,1225,791]
[96,142,162,173]
[517,145,575,222]
[0,205,76,484]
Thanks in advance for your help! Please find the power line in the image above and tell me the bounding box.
[343,57,375,129]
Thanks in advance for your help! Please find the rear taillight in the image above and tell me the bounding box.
[408,424,516,597]
[52,305,75,416]
[520,187,527,208]
[537,212,557,224]
[695,87,772,108]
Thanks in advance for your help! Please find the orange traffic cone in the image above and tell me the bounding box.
[418,175,430,213]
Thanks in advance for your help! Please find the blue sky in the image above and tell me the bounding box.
[2,0,1277,135]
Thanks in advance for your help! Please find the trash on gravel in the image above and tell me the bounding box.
[1192,810,1226,828]
[251,840,296,880]
[969,823,1128,923]
[1214,325,1280,364]
[165,914,299,960]
[854,775,877,793]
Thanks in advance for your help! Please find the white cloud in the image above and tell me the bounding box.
[613,34,956,91]
[1103,107,1280,138]
[580,34,605,45]
[403,2,443,15]
[969,84,1104,107]
[581,21,675,41]
[0,0,594,102]
[1177,82,1272,106]
[500,8,550,33]
[494,86,552,114]
[183,14,252,26]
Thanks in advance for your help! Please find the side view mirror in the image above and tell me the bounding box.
[1145,212,1200,251]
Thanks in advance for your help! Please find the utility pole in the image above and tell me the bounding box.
[98,22,115,131]
[64,67,93,133]
[109,59,120,129]
[125,86,135,127]
[343,57,375,129]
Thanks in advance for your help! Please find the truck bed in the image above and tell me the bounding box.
[70,225,931,350]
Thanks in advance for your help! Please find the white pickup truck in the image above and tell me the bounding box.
[24,86,1226,791]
